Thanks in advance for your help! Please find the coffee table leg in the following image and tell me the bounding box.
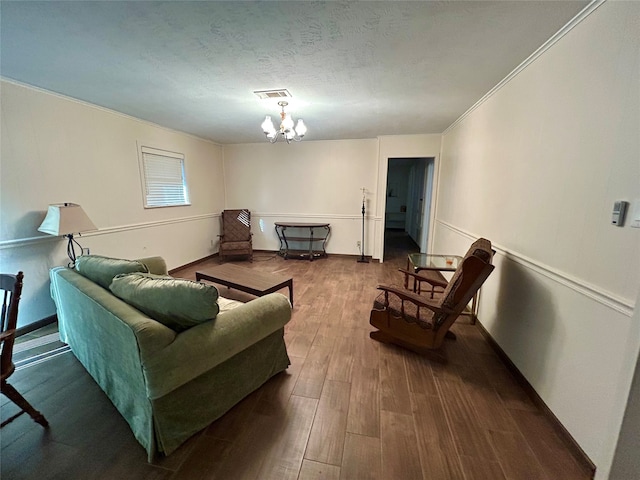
[288,281,294,305]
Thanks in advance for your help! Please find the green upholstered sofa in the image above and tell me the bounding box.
[49,256,291,459]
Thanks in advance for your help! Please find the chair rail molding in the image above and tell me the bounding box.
[436,219,635,317]
[253,212,373,221]
[0,213,218,250]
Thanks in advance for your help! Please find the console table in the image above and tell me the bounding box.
[275,222,330,261]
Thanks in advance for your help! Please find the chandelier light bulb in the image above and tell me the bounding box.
[295,119,307,137]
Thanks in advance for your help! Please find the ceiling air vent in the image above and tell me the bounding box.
[254,89,292,100]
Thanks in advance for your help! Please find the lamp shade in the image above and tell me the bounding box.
[261,115,276,135]
[38,203,97,236]
[281,113,294,131]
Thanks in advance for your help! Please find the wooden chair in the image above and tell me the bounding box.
[219,209,253,261]
[1,272,48,428]
[400,268,448,298]
[369,238,494,354]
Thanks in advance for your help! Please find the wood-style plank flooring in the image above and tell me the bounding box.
[1,233,593,479]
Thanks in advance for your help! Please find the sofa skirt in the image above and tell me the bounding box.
[150,327,290,457]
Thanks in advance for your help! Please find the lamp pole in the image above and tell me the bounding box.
[358,187,369,263]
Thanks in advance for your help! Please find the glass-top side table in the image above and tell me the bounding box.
[406,253,478,324]
[407,253,463,272]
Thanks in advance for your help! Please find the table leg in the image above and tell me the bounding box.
[470,292,478,324]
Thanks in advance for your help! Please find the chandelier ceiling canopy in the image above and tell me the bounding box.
[261,101,307,144]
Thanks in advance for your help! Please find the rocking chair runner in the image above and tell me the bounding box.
[1,272,49,428]
[369,238,494,353]
[219,209,253,261]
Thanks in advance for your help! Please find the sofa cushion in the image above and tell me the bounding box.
[109,273,220,332]
[75,255,149,289]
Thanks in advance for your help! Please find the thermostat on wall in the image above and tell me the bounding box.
[612,201,628,226]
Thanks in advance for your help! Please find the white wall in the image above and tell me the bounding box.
[0,80,225,329]
[436,2,640,478]
[222,139,378,257]
[222,135,443,261]
[609,287,640,479]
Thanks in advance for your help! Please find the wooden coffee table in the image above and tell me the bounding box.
[195,264,293,305]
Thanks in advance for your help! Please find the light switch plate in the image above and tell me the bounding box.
[631,200,640,228]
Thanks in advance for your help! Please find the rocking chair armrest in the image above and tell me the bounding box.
[376,284,448,314]
[398,269,448,288]
[0,329,16,342]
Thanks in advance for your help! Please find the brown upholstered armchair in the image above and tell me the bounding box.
[369,238,494,354]
[219,209,253,261]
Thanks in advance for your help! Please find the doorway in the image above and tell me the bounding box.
[383,157,435,261]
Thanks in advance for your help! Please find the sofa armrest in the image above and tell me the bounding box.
[141,292,292,399]
[136,256,168,275]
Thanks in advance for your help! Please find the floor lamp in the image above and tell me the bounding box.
[357,187,369,263]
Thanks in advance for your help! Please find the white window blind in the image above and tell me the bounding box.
[139,146,190,208]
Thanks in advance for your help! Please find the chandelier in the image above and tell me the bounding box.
[261,101,307,143]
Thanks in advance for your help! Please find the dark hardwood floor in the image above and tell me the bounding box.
[1,233,593,479]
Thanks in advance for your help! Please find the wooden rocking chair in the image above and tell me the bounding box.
[1,272,49,428]
[369,238,494,354]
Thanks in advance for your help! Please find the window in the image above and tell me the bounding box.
[138,146,190,208]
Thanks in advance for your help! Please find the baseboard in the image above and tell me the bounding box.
[168,252,378,273]
[16,315,57,337]
[168,254,218,274]
[474,320,596,477]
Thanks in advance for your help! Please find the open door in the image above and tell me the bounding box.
[384,157,434,259]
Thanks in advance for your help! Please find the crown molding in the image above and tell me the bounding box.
[443,0,607,136]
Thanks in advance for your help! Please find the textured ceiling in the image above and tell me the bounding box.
[1,1,589,144]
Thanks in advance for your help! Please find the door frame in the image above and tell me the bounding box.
[381,156,435,261]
